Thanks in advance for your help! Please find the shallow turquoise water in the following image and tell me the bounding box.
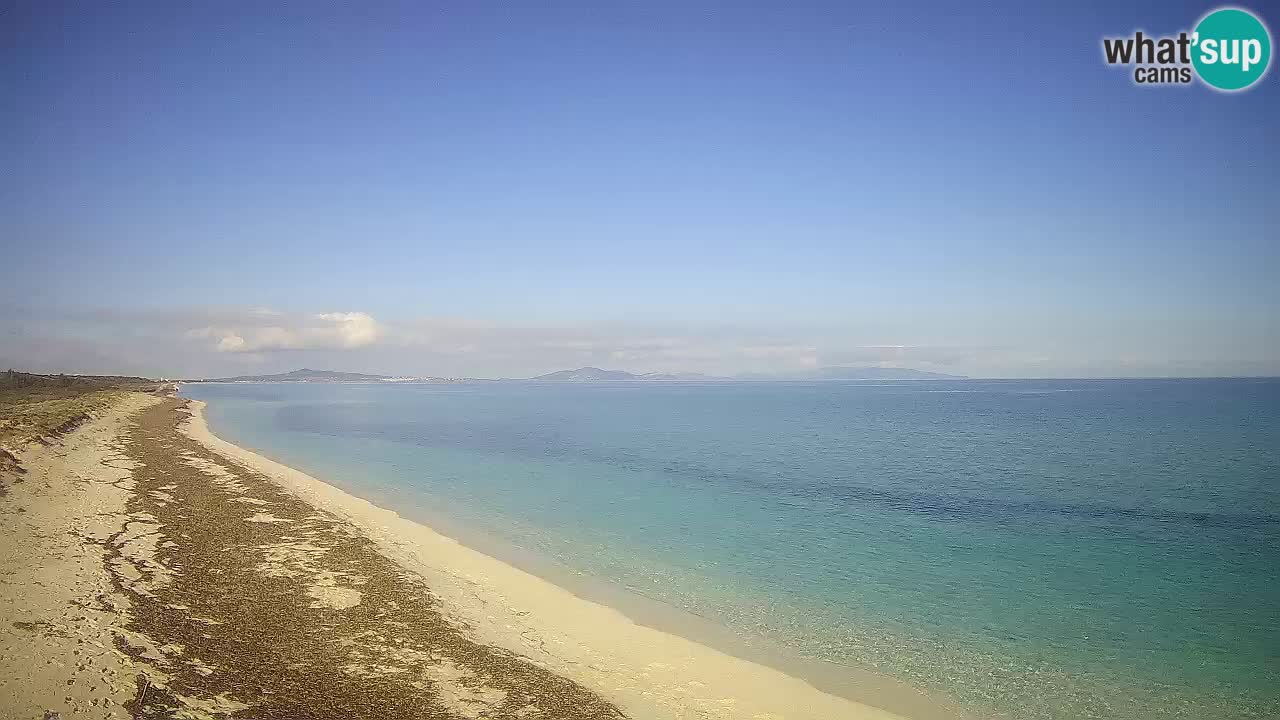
[181,379,1280,719]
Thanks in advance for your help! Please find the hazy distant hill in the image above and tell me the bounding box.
[526,367,628,382]
[195,368,456,383]
[525,367,724,382]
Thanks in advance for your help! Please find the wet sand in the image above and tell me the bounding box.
[2,392,919,719]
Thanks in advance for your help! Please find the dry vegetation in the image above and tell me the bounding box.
[0,370,163,477]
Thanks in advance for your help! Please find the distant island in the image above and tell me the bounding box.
[525,367,723,382]
[194,368,466,383]
[192,366,965,383]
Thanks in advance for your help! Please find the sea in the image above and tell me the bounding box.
[179,378,1280,720]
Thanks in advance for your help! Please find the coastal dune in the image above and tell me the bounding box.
[3,392,921,719]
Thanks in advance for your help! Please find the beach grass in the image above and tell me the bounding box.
[0,370,160,475]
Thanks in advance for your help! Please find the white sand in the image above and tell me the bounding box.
[183,400,913,720]
[0,393,163,718]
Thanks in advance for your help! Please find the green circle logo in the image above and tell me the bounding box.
[1192,8,1272,91]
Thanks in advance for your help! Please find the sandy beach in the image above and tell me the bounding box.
[2,391,922,719]
[1,392,163,717]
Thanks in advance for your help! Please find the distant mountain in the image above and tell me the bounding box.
[527,367,633,382]
[195,368,458,383]
[524,367,725,382]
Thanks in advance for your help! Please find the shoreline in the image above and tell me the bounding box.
[205,437,964,720]
[5,392,636,718]
[184,397,958,720]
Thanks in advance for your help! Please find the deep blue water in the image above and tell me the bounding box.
[181,379,1280,719]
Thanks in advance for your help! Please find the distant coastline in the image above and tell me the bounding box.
[190,365,968,384]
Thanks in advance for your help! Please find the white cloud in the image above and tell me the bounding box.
[315,312,381,348]
[190,311,382,353]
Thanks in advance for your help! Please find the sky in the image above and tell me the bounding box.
[2,1,1277,379]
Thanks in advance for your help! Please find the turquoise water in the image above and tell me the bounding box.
[181,379,1280,719]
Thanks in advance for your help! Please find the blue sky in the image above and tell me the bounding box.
[2,1,1277,378]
